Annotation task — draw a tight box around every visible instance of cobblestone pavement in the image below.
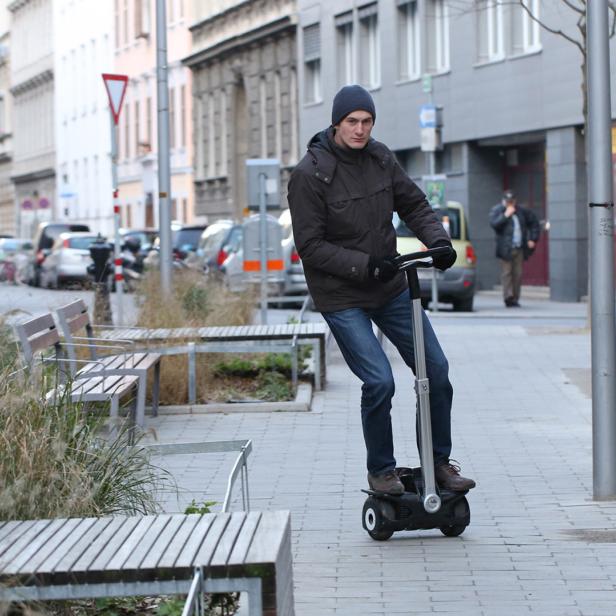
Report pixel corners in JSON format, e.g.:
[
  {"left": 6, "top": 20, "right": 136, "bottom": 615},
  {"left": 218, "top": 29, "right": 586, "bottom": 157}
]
[{"left": 142, "top": 300, "right": 616, "bottom": 615}]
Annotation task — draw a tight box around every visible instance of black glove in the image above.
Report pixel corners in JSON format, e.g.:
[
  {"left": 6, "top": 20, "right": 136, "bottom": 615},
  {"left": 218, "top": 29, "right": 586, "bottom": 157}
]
[
  {"left": 368, "top": 256, "right": 398, "bottom": 282},
  {"left": 430, "top": 241, "right": 457, "bottom": 271}
]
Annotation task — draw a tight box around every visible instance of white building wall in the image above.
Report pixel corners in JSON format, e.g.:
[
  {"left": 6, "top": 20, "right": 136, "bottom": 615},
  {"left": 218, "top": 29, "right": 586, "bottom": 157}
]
[{"left": 54, "top": 0, "right": 114, "bottom": 236}]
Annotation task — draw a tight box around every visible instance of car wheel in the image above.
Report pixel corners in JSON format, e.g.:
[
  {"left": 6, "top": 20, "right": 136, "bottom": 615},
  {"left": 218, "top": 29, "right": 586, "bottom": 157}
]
[{"left": 453, "top": 296, "right": 474, "bottom": 312}]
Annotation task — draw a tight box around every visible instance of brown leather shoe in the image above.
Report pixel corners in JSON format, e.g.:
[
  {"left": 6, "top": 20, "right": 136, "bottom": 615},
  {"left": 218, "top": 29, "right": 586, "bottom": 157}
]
[
  {"left": 367, "top": 470, "right": 404, "bottom": 495},
  {"left": 435, "top": 461, "right": 476, "bottom": 492}
]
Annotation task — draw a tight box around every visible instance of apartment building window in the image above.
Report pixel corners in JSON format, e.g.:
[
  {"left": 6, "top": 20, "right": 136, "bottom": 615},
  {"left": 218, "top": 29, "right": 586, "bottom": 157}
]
[
  {"left": 303, "top": 24, "right": 321, "bottom": 103},
  {"left": 124, "top": 104, "right": 130, "bottom": 159},
  {"left": 207, "top": 93, "right": 216, "bottom": 177},
  {"left": 274, "top": 71, "right": 282, "bottom": 162},
  {"left": 146, "top": 96, "right": 152, "bottom": 148},
  {"left": 134, "top": 0, "right": 150, "bottom": 38},
  {"left": 259, "top": 76, "right": 267, "bottom": 157},
  {"left": 477, "top": 0, "right": 504, "bottom": 63},
  {"left": 180, "top": 85, "right": 186, "bottom": 148},
  {"left": 398, "top": 0, "right": 420, "bottom": 81},
  {"left": 134, "top": 100, "right": 140, "bottom": 154},
  {"left": 512, "top": 0, "right": 541, "bottom": 55},
  {"left": 359, "top": 4, "right": 380, "bottom": 89},
  {"left": 335, "top": 12, "right": 354, "bottom": 87},
  {"left": 425, "top": 0, "right": 450, "bottom": 74},
  {"left": 196, "top": 96, "right": 205, "bottom": 178},
  {"left": 122, "top": 0, "right": 129, "bottom": 45},
  {"left": 169, "top": 88, "right": 176, "bottom": 149},
  {"left": 114, "top": 0, "right": 120, "bottom": 48},
  {"left": 220, "top": 89, "right": 228, "bottom": 176},
  {"left": 290, "top": 68, "right": 299, "bottom": 165}
]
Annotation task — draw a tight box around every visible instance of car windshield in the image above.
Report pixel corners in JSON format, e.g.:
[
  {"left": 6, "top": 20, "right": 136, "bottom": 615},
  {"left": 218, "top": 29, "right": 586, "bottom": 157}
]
[
  {"left": 42, "top": 224, "right": 90, "bottom": 249},
  {"left": 1, "top": 239, "right": 33, "bottom": 251},
  {"left": 173, "top": 228, "right": 203, "bottom": 251},
  {"left": 68, "top": 237, "right": 98, "bottom": 250},
  {"left": 124, "top": 231, "right": 156, "bottom": 247},
  {"left": 394, "top": 208, "right": 461, "bottom": 241}
]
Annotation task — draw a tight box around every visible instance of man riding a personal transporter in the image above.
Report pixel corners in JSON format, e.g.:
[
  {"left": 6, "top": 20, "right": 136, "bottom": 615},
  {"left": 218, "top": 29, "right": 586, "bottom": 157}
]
[{"left": 288, "top": 85, "right": 475, "bottom": 541}]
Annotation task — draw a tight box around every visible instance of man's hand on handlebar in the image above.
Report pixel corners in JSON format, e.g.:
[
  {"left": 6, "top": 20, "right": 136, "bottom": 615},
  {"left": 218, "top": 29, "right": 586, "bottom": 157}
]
[{"left": 430, "top": 241, "right": 457, "bottom": 271}]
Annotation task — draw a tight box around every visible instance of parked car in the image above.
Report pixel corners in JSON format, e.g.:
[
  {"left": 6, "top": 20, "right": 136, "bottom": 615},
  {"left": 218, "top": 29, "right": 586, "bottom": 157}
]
[
  {"left": 39, "top": 232, "right": 100, "bottom": 289},
  {"left": 30, "top": 222, "right": 90, "bottom": 286},
  {"left": 219, "top": 212, "right": 309, "bottom": 299},
  {"left": 173, "top": 224, "right": 207, "bottom": 261},
  {"left": 278, "top": 209, "right": 308, "bottom": 297},
  {"left": 120, "top": 228, "right": 158, "bottom": 257},
  {"left": 0, "top": 238, "right": 34, "bottom": 283},
  {"left": 196, "top": 220, "right": 242, "bottom": 275},
  {"left": 395, "top": 201, "right": 477, "bottom": 311}
]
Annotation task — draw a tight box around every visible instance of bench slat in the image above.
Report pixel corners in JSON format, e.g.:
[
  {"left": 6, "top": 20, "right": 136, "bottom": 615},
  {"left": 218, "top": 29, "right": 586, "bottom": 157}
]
[
  {"left": 156, "top": 514, "right": 202, "bottom": 570},
  {"left": 83, "top": 517, "right": 142, "bottom": 572},
  {"left": 139, "top": 515, "right": 187, "bottom": 570},
  {"left": 33, "top": 518, "right": 98, "bottom": 574},
  {"left": 191, "top": 513, "right": 231, "bottom": 567},
  {"left": 52, "top": 517, "right": 115, "bottom": 573},
  {"left": 19, "top": 313, "right": 56, "bottom": 338},
  {"left": 103, "top": 516, "right": 157, "bottom": 571},
  {"left": 172, "top": 514, "right": 216, "bottom": 569},
  {"left": 10, "top": 518, "right": 70, "bottom": 573},
  {"left": 0, "top": 520, "right": 54, "bottom": 569},
  {"left": 120, "top": 515, "right": 173, "bottom": 571},
  {"left": 59, "top": 299, "right": 89, "bottom": 320},
  {"left": 0, "top": 520, "right": 29, "bottom": 548},
  {"left": 210, "top": 512, "right": 247, "bottom": 567},
  {"left": 65, "top": 311, "right": 90, "bottom": 334},
  {"left": 227, "top": 511, "right": 262, "bottom": 565},
  {"left": 245, "top": 510, "right": 290, "bottom": 565}
]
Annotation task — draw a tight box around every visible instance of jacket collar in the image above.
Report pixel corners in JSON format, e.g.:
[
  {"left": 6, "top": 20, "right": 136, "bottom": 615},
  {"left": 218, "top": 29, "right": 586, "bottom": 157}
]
[{"left": 306, "top": 127, "right": 391, "bottom": 185}]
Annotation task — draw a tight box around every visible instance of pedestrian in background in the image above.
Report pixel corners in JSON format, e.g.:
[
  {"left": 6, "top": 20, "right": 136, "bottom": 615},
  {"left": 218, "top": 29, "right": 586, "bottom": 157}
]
[
  {"left": 288, "top": 84, "right": 475, "bottom": 495},
  {"left": 489, "top": 189, "right": 540, "bottom": 307}
]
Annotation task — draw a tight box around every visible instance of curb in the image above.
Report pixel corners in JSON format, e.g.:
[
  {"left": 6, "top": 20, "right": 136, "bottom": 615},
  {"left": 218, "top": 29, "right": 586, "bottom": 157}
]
[{"left": 154, "top": 382, "right": 313, "bottom": 415}]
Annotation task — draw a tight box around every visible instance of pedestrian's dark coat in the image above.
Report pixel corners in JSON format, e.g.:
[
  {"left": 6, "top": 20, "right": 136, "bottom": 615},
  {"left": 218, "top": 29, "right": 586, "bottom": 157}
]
[
  {"left": 489, "top": 203, "right": 541, "bottom": 261},
  {"left": 287, "top": 127, "right": 449, "bottom": 312}
]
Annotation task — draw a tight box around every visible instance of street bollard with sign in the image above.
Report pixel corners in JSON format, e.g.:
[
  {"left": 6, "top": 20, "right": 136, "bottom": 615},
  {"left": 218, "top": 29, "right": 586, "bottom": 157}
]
[
  {"left": 245, "top": 159, "right": 282, "bottom": 324},
  {"left": 102, "top": 73, "right": 128, "bottom": 325},
  {"left": 88, "top": 234, "right": 113, "bottom": 325}
]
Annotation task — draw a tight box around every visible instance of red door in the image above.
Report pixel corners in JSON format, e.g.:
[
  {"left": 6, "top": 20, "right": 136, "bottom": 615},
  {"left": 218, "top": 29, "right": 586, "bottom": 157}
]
[{"left": 504, "top": 146, "right": 548, "bottom": 286}]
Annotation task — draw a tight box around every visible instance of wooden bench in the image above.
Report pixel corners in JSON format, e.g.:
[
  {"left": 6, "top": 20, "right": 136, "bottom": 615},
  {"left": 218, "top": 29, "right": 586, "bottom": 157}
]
[
  {"left": 55, "top": 300, "right": 161, "bottom": 417},
  {"left": 101, "top": 321, "right": 329, "bottom": 391},
  {"left": 0, "top": 511, "right": 294, "bottom": 616},
  {"left": 13, "top": 313, "right": 148, "bottom": 431}
]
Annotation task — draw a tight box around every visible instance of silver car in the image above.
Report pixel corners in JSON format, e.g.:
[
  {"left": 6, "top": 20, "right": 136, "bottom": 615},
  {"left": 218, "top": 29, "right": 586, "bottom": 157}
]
[{"left": 39, "top": 232, "right": 100, "bottom": 288}]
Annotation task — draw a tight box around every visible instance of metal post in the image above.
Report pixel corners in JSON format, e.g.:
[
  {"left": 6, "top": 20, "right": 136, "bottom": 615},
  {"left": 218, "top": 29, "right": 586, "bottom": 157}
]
[
  {"left": 258, "top": 173, "right": 268, "bottom": 325},
  {"left": 587, "top": 1, "right": 616, "bottom": 500},
  {"left": 156, "top": 0, "right": 172, "bottom": 295},
  {"left": 428, "top": 152, "right": 439, "bottom": 313},
  {"left": 109, "top": 112, "right": 124, "bottom": 325}
]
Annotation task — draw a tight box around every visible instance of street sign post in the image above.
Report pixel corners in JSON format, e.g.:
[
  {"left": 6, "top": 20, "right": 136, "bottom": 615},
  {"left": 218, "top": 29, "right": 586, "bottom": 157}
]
[
  {"left": 102, "top": 73, "right": 128, "bottom": 325},
  {"left": 246, "top": 159, "right": 281, "bottom": 324}
]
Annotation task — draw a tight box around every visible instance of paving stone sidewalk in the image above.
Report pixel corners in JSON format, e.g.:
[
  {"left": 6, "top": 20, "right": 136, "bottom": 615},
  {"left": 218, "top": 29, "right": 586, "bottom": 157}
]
[{"left": 144, "top": 311, "right": 616, "bottom": 616}]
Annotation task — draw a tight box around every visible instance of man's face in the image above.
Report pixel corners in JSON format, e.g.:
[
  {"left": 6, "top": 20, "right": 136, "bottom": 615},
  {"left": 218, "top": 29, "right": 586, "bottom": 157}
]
[
  {"left": 504, "top": 197, "right": 516, "bottom": 208},
  {"left": 334, "top": 110, "right": 374, "bottom": 150}
]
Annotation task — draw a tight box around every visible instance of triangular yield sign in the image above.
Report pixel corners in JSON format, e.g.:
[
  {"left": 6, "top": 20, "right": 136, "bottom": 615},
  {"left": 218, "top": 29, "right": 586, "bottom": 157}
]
[{"left": 102, "top": 73, "right": 128, "bottom": 125}]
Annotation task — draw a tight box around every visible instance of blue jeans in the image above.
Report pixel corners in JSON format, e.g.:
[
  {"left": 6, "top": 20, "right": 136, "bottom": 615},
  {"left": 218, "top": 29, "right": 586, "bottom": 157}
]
[{"left": 322, "top": 290, "right": 453, "bottom": 475}]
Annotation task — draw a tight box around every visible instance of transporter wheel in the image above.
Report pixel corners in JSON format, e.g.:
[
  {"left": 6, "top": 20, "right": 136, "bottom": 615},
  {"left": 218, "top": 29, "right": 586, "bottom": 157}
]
[
  {"left": 440, "top": 496, "right": 470, "bottom": 537},
  {"left": 362, "top": 497, "right": 395, "bottom": 541}
]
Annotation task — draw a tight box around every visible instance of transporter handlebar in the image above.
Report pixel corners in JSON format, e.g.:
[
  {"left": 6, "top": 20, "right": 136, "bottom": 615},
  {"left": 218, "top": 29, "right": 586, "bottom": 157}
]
[{"left": 393, "top": 246, "right": 454, "bottom": 271}]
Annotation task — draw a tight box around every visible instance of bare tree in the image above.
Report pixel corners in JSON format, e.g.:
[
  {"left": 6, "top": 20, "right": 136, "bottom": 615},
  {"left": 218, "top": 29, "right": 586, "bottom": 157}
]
[
  {"left": 516, "top": 0, "right": 616, "bottom": 121},
  {"left": 449, "top": 1, "right": 616, "bottom": 123}
]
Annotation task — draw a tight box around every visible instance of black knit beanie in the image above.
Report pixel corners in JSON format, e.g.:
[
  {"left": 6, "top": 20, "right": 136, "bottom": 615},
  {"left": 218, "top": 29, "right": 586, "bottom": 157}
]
[{"left": 331, "top": 85, "right": 376, "bottom": 127}]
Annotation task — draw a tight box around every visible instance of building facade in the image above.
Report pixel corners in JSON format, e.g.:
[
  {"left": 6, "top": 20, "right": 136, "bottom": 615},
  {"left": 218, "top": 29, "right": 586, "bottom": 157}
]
[
  {"left": 297, "top": 0, "right": 616, "bottom": 301},
  {"left": 54, "top": 0, "right": 115, "bottom": 237},
  {"left": 115, "top": 0, "right": 196, "bottom": 230},
  {"left": 9, "top": 0, "right": 56, "bottom": 239},
  {"left": 0, "top": 4, "right": 14, "bottom": 236},
  {"left": 185, "top": 0, "right": 299, "bottom": 221}
]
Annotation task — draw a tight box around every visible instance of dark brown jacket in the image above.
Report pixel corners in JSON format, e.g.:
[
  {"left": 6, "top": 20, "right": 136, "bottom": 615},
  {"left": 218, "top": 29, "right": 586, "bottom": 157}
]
[{"left": 288, "top": 128, "right": 449, "bottom": 312}]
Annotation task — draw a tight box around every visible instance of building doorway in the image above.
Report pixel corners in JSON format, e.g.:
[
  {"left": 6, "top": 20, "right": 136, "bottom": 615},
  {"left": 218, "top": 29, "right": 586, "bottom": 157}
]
[{"left": 503, "top": 143, "right": 548, "bottom": 286}]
